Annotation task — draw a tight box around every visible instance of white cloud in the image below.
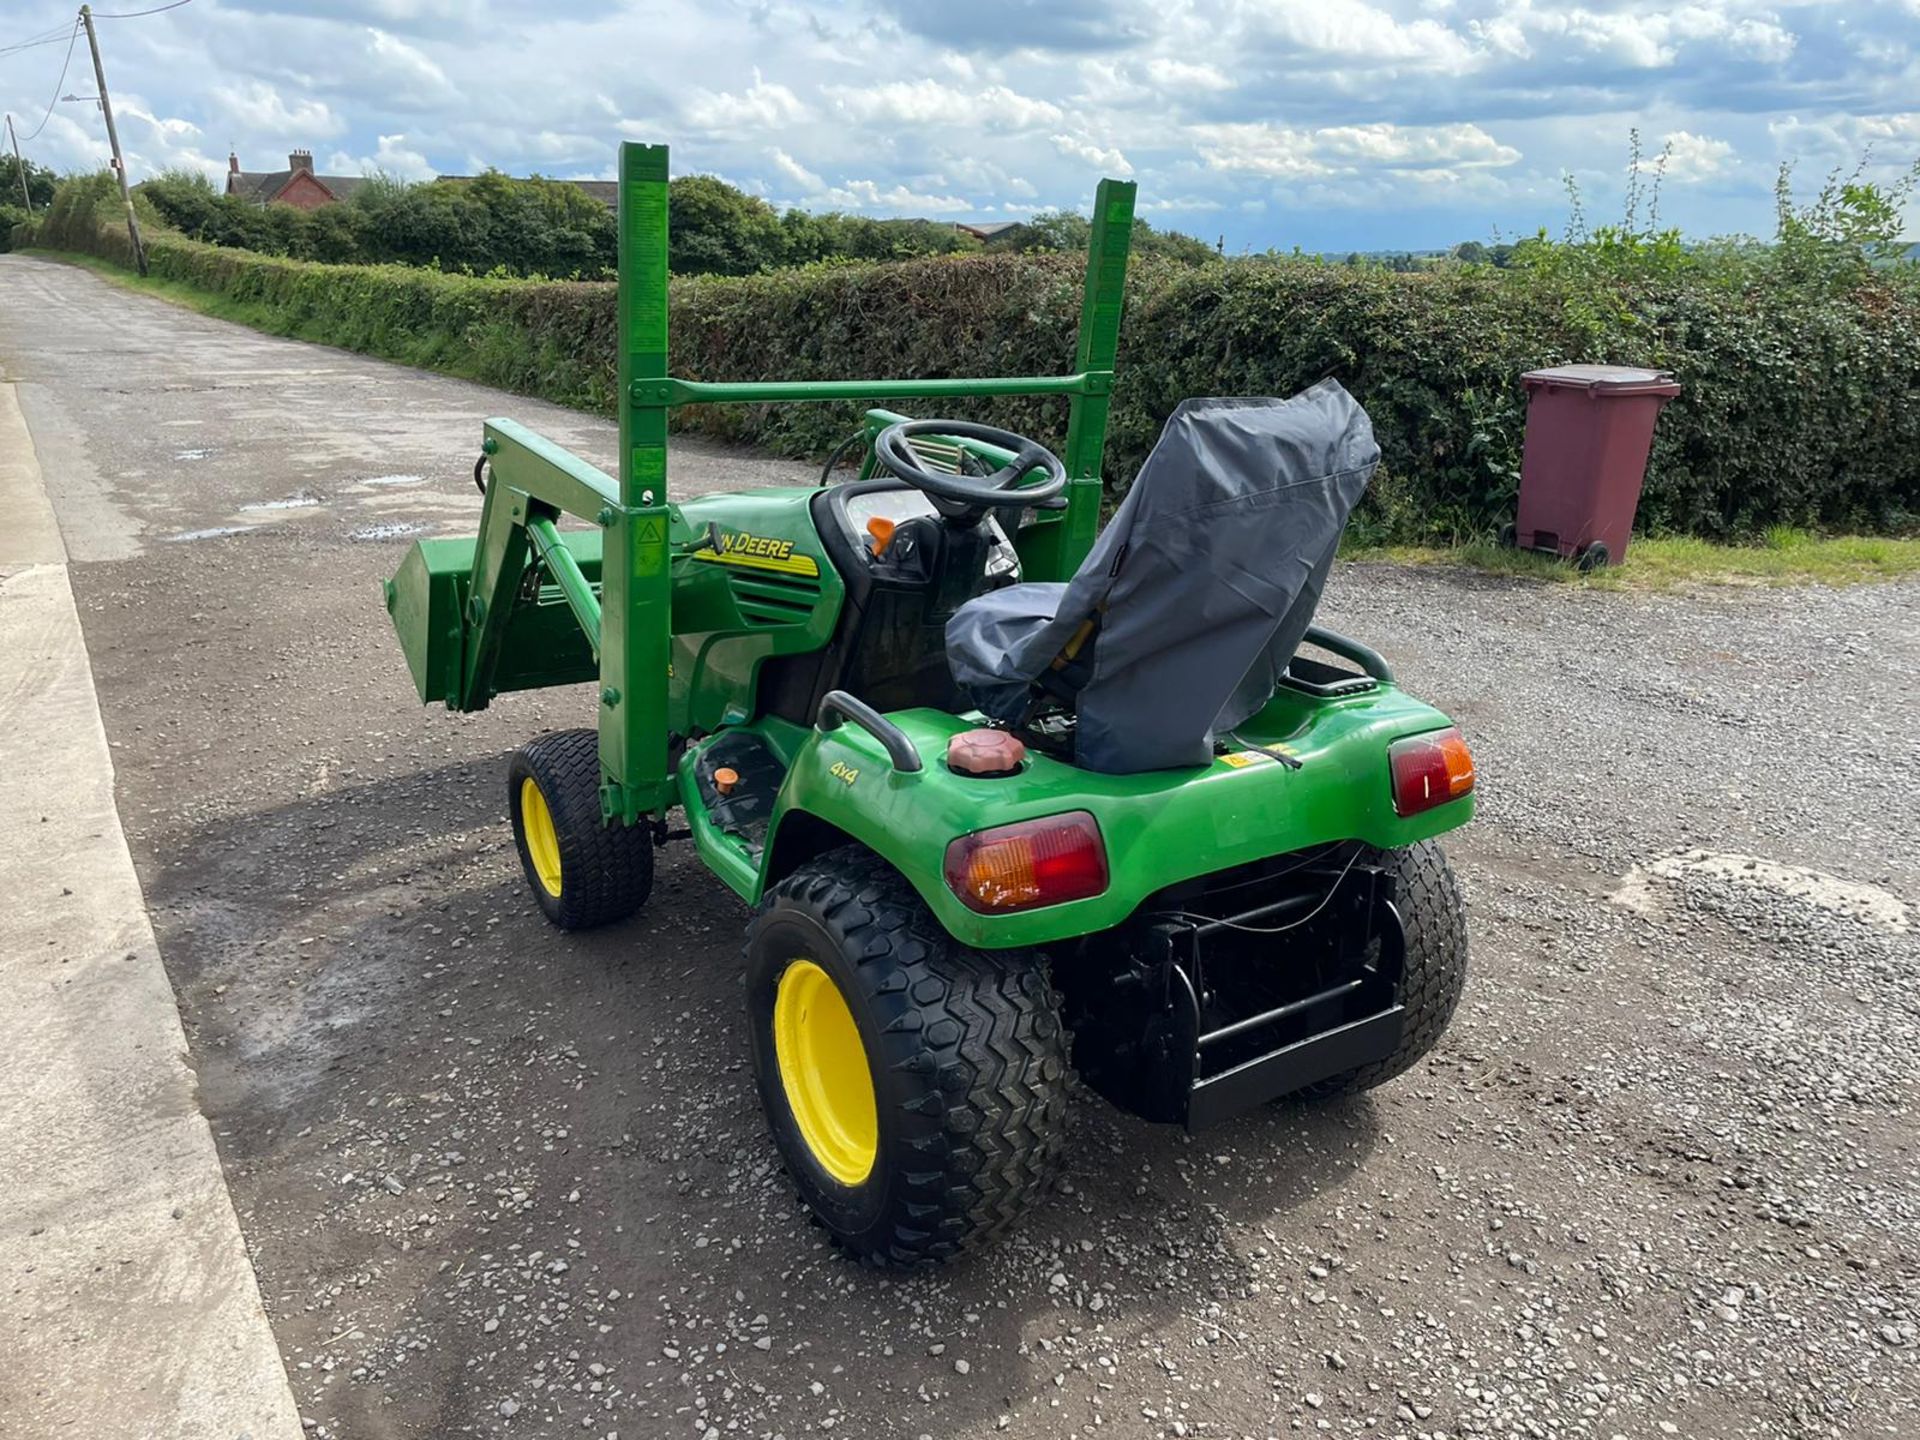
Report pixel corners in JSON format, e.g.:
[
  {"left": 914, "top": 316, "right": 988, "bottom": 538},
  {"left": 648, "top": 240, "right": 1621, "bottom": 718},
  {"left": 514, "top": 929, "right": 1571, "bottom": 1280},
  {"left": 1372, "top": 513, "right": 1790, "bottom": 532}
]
[
  {"left": 1316, "top": 122, "right": 1520, "bottom": 169},
  {"left": 1144, "top": 58, "right": 1234, "bottom": 92},
  {"left": 1242, "top": 0, "right": 1478, "bottom": 72},
  {"left": 685, "top": 72, "right": 810, "bottom": 131},
  {"left": 362, "top": 28, "right": 456, "bottom": 101},
  {"left": 211, "top": 82, "right": 345, "bottom": 140},
  {"left": 1195, "top": 121, "right": 1519, "bottom": 178},
  {"left": 770, "top": 147, "right": 824, "bottom": 191},
  {"left": 1051, "top": 134, "right": 1133, "bottom": 176},
  {"left": 815, "top": 178, "right": 974, "bottom": 214},
  {"left": 827, "top": 81, "right": 1063, "bottom": 131},
  {"left": 324, "top": 133, "right": 435, "bottom": 181},
  {"left": 1661, "top": 130, "right": 1735, "bottom": 182},
  {"left": 1472, "top": 3, "right": 1795, "bottom": 70}
]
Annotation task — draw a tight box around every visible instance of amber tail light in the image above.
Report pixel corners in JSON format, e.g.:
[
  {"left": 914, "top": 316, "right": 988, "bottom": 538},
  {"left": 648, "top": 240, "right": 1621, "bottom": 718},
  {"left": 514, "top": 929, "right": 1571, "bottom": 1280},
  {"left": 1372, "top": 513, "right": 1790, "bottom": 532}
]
[{"left": 943, "top": 812, "right": 1108, "bottom": 914}]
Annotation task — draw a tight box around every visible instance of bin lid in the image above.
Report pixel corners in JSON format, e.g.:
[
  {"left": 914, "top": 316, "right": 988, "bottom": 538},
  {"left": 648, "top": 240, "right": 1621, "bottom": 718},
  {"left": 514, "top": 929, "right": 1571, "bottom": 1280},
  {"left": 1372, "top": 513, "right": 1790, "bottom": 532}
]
[{"left": 1523, "top": 364, "right": 1680, "bottom": 397}]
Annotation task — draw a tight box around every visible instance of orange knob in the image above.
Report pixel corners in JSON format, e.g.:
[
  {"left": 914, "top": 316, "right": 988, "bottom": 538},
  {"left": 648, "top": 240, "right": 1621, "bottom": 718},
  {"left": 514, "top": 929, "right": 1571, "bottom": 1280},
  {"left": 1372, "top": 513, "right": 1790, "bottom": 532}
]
[
  {"left": 866, "top": 516, "right": 897, "bottom": 556},
  {"left": 714, "top": 766, "right": 739, "bottom": 797}
]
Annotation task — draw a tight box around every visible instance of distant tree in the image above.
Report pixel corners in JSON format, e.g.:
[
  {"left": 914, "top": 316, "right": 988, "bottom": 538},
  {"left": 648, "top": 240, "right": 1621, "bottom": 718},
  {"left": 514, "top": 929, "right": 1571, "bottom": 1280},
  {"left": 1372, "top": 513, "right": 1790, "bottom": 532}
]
[
  {"left": 669, "top": 174, "right": 785, "bottom": 276},
  {"left": 983, "top": 208, "right": 1213, "bottom": 263},
  {"left": 0, "top": 152, "right": 58, "bottom": 210},
  {"left": 778, "top": 207, "right": 975, "bottom": 266},
  {"left": 1452, "top": 240, "right": 1488, "bottom": 265}
]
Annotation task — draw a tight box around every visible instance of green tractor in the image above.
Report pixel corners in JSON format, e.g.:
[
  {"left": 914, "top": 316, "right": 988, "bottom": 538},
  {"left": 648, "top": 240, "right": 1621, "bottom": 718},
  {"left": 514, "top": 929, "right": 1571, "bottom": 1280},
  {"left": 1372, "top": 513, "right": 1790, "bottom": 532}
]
[{"left": 384, "top": 143, "right": 1476, "bottom": 1266}]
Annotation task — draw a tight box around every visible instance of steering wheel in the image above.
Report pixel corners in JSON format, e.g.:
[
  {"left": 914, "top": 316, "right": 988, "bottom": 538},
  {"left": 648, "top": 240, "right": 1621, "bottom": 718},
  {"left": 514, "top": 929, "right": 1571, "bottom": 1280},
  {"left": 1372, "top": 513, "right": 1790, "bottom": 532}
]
[{"left": 872, "top": 419, "right": 1068, "bottom": 523}]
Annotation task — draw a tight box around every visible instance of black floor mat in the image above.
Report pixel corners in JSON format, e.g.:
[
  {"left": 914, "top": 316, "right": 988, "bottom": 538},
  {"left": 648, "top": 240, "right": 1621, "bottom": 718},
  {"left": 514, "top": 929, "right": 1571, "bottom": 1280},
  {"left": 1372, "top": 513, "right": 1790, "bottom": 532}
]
[{"left": 691, "top": 732, "right": 787, "bottom": 857}]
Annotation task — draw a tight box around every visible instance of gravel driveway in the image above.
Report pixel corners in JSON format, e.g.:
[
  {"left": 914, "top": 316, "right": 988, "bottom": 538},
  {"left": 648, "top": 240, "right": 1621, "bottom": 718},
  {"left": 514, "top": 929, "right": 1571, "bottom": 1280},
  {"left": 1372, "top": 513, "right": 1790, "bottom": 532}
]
[{"left": 4, "top": 253, "right": 1915, "bottom": 1440}]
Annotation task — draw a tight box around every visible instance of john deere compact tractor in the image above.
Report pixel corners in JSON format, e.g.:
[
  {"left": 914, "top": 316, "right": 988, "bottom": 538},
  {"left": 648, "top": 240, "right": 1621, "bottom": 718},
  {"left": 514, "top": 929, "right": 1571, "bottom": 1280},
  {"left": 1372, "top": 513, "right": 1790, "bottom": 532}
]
[{"left": 385, "top": 143, "right": 1476, "bottom": 1266}]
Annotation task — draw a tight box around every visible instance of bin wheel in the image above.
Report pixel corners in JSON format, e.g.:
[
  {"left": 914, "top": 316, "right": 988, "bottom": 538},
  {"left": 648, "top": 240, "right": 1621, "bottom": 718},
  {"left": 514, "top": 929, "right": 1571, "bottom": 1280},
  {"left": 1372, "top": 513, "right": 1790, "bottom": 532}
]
[
  {"left": 507, "top": 729, "right": 653, "bottom": 930},
  {"left": 1576, "top": 542, "right": 1610, "bottom": 572},
  {"left": 745, "top": 847, "right": 1069, "bottom": 1267},
  {"left": 1497, "top": 523, "right": 1516, "bottom": 550},
  {"left": 1295, "top": 840, "right": 1468, "bottom": 1100}
]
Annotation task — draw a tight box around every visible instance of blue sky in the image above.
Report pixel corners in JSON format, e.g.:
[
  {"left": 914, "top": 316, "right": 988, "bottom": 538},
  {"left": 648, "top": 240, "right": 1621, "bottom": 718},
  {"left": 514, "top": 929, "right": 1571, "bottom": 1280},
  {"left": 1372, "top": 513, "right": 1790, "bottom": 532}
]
[{"left": 3, "top": 0, "right": 1916, "bottom": 252}]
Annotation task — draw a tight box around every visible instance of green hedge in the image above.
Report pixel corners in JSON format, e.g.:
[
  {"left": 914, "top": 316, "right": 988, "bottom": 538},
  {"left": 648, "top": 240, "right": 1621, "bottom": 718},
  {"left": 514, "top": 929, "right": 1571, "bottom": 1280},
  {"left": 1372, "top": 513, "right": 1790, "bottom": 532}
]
[{"left": 20, "top": 189, "right": 1920, "bottom": 540}]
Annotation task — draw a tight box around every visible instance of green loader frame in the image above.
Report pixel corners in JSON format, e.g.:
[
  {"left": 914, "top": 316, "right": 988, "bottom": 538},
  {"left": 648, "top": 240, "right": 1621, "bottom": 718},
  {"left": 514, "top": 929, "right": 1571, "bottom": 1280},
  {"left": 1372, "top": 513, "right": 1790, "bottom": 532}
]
[{"left": 387, "top": 140, "right": 1136, "bottom": 828}]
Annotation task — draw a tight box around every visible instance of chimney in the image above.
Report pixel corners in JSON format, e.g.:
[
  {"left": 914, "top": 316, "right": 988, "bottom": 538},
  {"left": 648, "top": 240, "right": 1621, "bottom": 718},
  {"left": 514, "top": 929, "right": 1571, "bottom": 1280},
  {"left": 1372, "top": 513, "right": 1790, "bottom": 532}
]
[
  {"left": 228, "top": 151, "right": 240, "bottom": 175},
  {"left": 289, "top": 149, "right": 313, "bottom": 173}
]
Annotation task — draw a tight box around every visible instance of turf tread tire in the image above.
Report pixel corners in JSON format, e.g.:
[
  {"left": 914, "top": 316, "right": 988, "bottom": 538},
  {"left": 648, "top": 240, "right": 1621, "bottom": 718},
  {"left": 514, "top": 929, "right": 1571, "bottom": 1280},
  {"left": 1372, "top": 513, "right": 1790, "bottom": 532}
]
[
  {"left": 1299, "top": 839, "right": 1467, "bottom": 1099},
  {"left": 746, "top": 848, "right": 1068, "bottom": 1268},
  {"left": 507, "top": 728, "right": 653, "bottom": 931}
]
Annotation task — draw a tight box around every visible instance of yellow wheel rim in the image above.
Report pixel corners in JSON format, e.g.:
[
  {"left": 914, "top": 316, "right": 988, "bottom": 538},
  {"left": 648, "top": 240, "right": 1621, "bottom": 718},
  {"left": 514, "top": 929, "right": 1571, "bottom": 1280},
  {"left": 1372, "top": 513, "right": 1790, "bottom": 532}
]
[
  {"left": 773, "top": 959, "right": 878, "bottom": 1186},
  {"left": 519, "top": 777, "right": 563, "bottom": 898}
]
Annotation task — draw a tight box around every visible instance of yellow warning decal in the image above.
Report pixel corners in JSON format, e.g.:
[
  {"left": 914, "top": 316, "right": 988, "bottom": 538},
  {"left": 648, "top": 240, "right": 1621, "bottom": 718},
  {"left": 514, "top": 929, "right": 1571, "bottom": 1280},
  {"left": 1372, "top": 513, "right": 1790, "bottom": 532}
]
[
  {"left": 692, "top": 531, "right": 820, "bottom": 578},
  {"left": 1220, "top": 746, "right": 1298, "bottom": 769}
]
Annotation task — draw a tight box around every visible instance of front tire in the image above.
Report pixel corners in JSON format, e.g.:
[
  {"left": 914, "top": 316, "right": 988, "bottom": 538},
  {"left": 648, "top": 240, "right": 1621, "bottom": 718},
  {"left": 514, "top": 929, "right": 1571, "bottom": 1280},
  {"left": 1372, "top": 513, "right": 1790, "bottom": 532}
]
[
  {"left": 745, "top": 848, "right": 1069, "bottom": 1266},
  {"left": 1299, "top": 839, "right": 1468, "bottom": 1099},
  {"left": 507, "top": 729, "right": 653, "bottom": 931}
]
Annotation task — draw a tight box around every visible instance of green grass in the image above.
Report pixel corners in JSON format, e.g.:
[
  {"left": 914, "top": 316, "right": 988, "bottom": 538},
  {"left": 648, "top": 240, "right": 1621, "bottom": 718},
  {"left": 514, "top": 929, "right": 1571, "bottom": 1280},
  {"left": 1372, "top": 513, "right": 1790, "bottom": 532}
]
[
  {"left": 29, "top": 248, "right": 287, "bottom": 329},
  {"left": 1348, "top": 529, "right": 1920, "bottom": 589}
]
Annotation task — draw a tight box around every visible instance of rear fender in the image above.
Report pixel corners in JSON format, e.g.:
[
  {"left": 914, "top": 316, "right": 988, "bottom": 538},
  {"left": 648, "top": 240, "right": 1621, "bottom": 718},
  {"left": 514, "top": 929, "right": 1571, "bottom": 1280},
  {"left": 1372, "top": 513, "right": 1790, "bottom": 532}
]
[{"left": 762, "top": 690, "right": 1474, "bottom": 950}]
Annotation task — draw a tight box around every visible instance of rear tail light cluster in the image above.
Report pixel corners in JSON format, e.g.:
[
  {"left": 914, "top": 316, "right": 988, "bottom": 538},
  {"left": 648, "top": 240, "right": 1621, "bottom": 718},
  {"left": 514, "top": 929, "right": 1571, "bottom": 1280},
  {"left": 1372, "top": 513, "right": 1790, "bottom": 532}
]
[
  {"left": 1389, "top": 727, "right": 1475, "bottom": 817},
  {"left": 944, "top": 811, "right": 1108, "bottom": 913}
]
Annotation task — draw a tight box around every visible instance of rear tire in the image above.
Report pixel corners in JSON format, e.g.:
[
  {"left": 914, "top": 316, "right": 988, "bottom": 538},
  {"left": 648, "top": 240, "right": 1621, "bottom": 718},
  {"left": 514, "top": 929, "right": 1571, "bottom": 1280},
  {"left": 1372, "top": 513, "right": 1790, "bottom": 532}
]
[
  {"left": 745, "top": 848, "right": 1069, "bottom": 1267},
  {"left": 507, "top": 729, "right": 653, "bottom": 930},
  {"left": 1298, "top": 839, "right": 1467, "bottom": 1099}
]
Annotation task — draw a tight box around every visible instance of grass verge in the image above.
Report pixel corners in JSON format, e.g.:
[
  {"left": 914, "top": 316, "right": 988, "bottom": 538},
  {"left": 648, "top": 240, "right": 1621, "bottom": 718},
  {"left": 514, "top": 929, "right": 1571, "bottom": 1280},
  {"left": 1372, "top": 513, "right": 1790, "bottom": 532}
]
[{"left": 1348, "top": 531, "right": 1920, "bottom": 590}]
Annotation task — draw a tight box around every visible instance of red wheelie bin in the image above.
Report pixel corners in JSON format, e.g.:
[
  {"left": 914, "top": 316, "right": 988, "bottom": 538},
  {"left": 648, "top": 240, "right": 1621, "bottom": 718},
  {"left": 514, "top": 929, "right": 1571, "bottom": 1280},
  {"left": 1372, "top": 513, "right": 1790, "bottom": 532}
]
[{"left": 1507, "top": 364, "right": 1680, "bottom": 569}]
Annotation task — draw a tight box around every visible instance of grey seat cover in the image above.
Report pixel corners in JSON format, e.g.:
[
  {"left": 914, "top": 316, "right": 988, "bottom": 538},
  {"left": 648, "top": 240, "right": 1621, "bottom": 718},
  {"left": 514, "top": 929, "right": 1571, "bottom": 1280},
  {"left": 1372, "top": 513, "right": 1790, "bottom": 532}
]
[{"left": 945, "top": 382, "right": 1379, "bottom": 773}]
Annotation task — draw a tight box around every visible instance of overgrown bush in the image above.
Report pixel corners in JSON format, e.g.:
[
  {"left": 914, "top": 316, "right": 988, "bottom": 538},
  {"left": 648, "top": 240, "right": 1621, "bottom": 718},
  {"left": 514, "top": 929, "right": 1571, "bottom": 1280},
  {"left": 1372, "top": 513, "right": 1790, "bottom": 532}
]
[{"left": 21, "top": 172, "right": 1920, "bottom": 541}]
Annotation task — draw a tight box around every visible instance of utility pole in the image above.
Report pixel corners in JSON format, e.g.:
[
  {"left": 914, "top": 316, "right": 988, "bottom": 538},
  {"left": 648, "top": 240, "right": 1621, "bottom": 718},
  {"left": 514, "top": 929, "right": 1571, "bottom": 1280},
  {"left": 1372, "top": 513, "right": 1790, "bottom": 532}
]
[
  {"left": 6, "top": 114, "right": 32, "bottom": 213},
  {"left": 78, "top": 5, "right": 146, "bottom": 275}
]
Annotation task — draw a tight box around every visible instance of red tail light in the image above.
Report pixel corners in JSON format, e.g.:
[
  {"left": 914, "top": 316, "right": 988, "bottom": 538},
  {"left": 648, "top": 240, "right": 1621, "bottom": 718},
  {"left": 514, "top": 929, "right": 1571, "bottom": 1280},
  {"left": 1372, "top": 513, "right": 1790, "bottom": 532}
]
[
  {"left": 944, "top": 812, "right": 1108, "bottom": 913},
  {"left": 1389, "top": 727, "right": 1475, "bottom": 817}
]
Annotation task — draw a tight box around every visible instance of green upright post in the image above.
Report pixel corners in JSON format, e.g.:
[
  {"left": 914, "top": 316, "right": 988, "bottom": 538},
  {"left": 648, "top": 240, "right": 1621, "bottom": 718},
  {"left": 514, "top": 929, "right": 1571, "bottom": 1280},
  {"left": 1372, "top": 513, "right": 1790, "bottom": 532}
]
[
  {"left": 1026, "top": 176, "right": 1134, "bottom": 579},
  {"left": 598, "top": 142, "right": 675, "bottom": 823}
]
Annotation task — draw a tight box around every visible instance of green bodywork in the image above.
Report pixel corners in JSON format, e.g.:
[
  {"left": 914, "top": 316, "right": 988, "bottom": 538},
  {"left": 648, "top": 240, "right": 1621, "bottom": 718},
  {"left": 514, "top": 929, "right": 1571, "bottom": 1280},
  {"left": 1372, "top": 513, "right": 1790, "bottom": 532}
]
[{"left": 384, "top": 139, "right": 1473, "bottom": 951}]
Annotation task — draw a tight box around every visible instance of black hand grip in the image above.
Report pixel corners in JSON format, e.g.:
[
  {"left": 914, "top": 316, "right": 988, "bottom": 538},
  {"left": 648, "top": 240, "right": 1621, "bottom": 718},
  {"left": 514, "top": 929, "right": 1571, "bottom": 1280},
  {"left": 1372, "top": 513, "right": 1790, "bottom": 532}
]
[
  {"left": 815, "top": 690, "right": 923, "bottom": 774},
  {"left": 1303, "top": 626, "right": 1395, "bottom": 684}
]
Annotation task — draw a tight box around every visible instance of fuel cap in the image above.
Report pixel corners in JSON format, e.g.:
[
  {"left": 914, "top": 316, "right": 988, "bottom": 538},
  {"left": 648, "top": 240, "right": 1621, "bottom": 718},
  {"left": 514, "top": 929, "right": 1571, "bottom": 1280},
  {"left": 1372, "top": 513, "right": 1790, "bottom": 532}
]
[{"left": 946, "top": 729, "right": 1026, "bottom": 777}]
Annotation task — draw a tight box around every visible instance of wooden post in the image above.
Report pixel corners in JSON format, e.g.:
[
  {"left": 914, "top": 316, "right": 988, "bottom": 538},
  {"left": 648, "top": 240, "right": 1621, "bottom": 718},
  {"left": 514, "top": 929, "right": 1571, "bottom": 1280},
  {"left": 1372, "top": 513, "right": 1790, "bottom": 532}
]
[{"left": 78, "top": 6, "right": 146, "bottom": 275}]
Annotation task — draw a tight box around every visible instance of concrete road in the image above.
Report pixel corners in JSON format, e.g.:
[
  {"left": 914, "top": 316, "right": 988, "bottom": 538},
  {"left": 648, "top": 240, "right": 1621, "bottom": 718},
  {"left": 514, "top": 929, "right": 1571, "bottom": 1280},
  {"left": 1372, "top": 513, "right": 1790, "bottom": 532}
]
[{"left": 2, "top": 253, "right": 1915, "bottom": 1440}]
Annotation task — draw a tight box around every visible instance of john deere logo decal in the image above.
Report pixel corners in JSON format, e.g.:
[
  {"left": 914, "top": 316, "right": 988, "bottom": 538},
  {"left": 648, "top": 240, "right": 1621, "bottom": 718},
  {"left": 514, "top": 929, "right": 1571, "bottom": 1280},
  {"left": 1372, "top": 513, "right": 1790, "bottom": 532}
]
[{"left": 694, "top": 530, "right": 821, "bottom": 579}]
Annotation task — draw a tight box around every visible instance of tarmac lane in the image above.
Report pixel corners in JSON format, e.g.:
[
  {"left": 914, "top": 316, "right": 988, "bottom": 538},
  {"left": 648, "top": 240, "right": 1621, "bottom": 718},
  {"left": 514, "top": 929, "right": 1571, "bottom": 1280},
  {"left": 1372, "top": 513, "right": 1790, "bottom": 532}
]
[{"left": 1, "top": 252, "right": 1915, "bottom": 1440}]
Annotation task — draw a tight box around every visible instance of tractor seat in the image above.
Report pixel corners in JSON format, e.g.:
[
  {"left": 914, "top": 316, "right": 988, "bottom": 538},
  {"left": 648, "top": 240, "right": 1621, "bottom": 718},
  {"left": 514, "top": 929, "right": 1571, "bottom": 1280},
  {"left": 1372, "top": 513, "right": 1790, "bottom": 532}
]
[{"left": 944, "top": 382, "right": 1380, "bottom": 774}]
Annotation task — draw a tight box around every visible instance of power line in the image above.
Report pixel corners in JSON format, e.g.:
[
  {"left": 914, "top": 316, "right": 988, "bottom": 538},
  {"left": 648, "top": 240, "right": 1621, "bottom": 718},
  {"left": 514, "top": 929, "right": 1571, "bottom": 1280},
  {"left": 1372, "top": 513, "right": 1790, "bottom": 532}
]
[
  {"left": 0, "top": 23, "right": 83, "bottom": 56},
  {"left": 92, "top": 0, "right": 193, "bottom": 16},
  {"left": 17, "top": 18, "right": 80, "bottom": 144}
]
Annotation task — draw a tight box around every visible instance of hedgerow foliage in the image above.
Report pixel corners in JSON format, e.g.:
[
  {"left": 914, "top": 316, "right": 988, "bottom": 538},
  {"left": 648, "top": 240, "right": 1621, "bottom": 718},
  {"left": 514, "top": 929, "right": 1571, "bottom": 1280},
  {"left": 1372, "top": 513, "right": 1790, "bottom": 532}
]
[{"left": 21, "top": 170, "right": 1920, "bottom": 540}]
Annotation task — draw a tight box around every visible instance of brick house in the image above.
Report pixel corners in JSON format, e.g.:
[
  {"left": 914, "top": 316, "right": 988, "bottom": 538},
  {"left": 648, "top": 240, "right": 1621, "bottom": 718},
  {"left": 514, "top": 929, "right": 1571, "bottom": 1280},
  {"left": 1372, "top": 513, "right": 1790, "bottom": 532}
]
[{"left": 225, "top": 150, "right": 365, "bottom": 209}]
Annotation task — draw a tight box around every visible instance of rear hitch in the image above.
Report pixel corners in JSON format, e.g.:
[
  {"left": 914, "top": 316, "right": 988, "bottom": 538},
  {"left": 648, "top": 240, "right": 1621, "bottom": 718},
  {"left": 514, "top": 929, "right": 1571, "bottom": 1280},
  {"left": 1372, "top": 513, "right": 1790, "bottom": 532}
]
[{"left": 1065, "top": 847, "right": 1408, "bottom": 1130}]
